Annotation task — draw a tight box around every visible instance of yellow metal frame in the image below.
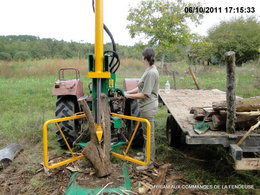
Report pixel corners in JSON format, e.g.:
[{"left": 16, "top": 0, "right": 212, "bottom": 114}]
[
  {"left": 42, "top": 115, "right": 85, "bottom": 169},
  {"left": 88, "top": 72, "right": 110, "bottom": 79},
  {"left": 43, "top": 113, "right": 151, "bottom": 169},
  {"left": 111, "top": 113, "right": 151, "bottom": 166}
]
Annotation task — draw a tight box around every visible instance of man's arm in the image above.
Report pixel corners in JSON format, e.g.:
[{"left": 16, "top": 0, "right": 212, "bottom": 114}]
[
  {"left": 127, "top": 87, "right": 138, "bottom": 94},
  {"left": 127, "top": 92, "right": 147, "bottom": 99}
]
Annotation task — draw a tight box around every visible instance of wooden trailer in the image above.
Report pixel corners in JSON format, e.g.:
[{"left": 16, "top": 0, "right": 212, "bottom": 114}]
[{"left": 159, "top": 89, "right": 260, "bottom": 170}]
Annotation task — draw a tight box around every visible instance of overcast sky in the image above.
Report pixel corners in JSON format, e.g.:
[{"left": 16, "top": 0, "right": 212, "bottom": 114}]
[{"left": 0, "top": 0, "right": 259, "bottom": 46}]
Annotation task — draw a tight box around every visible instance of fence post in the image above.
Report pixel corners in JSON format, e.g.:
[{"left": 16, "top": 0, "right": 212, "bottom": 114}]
[
  {"left": 225, "top": 51, "right": 236, "bottom": 133},
  {"left": 172, "top": 71, "right": 177, "bottom": 89}
]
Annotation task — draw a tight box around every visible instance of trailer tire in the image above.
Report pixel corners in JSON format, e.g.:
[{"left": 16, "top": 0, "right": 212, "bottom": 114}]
[
  {"left": 166, "top": 115, "right": 182, "bottom": 147},
  {"left": 55, "top": 95, "right": 80, "bottom": 149}
]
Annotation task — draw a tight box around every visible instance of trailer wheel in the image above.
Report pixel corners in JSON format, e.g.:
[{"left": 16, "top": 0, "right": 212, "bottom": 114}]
[
  {"left": 166, "top": 115, "right": 182, "bottom": 147},
  {"left": 55, "top": 95, "right": 80, "bottom": 149}
]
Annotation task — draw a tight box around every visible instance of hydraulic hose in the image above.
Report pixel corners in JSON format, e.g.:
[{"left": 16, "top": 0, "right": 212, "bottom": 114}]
[{"left": 92, "top": 0, "right": 120, "bottom": 73}]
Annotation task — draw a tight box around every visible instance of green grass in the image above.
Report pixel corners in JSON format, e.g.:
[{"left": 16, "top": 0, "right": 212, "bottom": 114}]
[{"left": 0, "top": 58, "right": 259, "bottom": 194}]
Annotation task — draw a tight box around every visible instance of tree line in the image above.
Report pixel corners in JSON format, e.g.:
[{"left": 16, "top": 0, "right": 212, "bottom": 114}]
[
  {"left": 0, "top": 35, "right": 149, "bottom": 61},
  {"left": 0, "top": 35, "right": 179, "bottom": 62}
]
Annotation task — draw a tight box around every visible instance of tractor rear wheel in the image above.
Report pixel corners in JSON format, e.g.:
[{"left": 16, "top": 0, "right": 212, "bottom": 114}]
[{"left": 55, "top": 95, "right": 80, "bottom": 149}]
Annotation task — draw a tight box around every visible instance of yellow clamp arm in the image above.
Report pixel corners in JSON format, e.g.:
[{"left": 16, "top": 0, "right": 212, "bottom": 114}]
[
  {"left": 42, "top": 115, "right": 86, "bottom": 169},
  {"left": 111, "top": 113, "right": 151, "bottom": 166}
]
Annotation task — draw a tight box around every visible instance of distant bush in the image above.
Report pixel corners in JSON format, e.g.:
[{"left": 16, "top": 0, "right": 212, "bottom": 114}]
[
  {"left": 0, "top": 52, "right": 12, "bottom": 61},
  {"left": 207, "top": 17, "right": 260, "bottom": 65},
  {"left": 14, "top": 51, "right": 31, "bottom": 61}
]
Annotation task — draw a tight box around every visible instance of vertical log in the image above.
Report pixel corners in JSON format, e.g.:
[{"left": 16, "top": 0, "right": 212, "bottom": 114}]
[
  {"left": 172, "top": 71, "right": 177, "bottom": 89},
  {"left": 78, "top": 95, "right": 112, "bottom": 177},
  {"left": 225, "top": 51, "right": 236, "bottom": 133},
  {"left": 188, "top": 67, "right": 200, "bottom": 90}
]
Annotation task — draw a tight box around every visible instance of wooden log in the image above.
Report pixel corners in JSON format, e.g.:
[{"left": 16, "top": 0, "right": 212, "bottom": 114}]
[
  {"left": 208, "top": 122, "right": 218, "bottom": 131},
  {"left": 151, "top": 164, "right": 170, "bottom": 195},
  {"left": 225, "top": 51, "right": 236, "bottom": 133},
  {"left": 235, "top": 115, "right": 259, "bottom": 130},
  {"left": 78, "top": 94, "right": 112, "bottom": 177},
  {"left": 188, "top": 67, "right": 200, "bottom": 90},
  {"left": 219, "top": 110, "right": 227, "bottom": 116},
  {"left": 220, "top": 110, "right": 260, "bottom": 116},
  {"left": 78, "top": 97, "right": 96, "bottom": 141},
  {"left": 193, "top": 108, "right": 205, "bottom": 120},
  {"left": 211, "top": 113, "right": 259, "bottom": 130},
  {"left": 203, "top": 117, "right": 212, "bottom": 122},
  {"left": 212, "top": 114, "right": 225, "bottom": 129},
  {"left": 203, "top": 108, "right": 215, "bottom": 122},
  {"left": 190, "top": 106, "right": 211, "bottom": 114},
  {"left": 203, "top": 108, "right": 215, "bottom": 117},
  {"left": 236, "top": 111, "right": 260, "bottom": 116},
  {"left": 212, "top": 97, "right": 260, "bottom": 112}
]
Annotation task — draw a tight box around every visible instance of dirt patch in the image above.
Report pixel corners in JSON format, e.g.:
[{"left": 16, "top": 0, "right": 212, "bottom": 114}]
[
  {"left": 74, "top": 164, "right": 125, "bottom": 189},
  {"left": 0, "top": 151, "right": 211, "bottom": 195},
  {"left": 0, "top": 166, "right": 32, "bottom": 194},
  {"left": 0, "top": 151, "right": 72, "bottom": 195}
]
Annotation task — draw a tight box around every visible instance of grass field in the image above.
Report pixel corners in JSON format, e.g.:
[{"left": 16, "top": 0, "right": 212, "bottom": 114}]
[{"left": 0, "top": 58, "right": 259, "bottom": 194}]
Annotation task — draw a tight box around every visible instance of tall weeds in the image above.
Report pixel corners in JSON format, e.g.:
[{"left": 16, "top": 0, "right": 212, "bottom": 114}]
[{"left": 0, "top": 59, "right": 88, "bottom": 78}]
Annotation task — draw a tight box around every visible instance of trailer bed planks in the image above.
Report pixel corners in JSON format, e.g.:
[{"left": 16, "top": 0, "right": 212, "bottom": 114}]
[
  {"left": 158, "top": 90, "right": 260, "bottom": 147},
  {"left": 159, "top": 89, "right": 260, "bottom": 170}
]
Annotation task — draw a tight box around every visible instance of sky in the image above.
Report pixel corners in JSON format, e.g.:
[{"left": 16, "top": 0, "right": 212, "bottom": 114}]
[{"left": 0, "top": 0, "right": 259, "bottom": 46}]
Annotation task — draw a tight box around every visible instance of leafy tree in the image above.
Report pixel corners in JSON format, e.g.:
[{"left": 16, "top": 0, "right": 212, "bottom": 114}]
[
  {"left": 127, "top": 0, "right": 203, "bottom": 64},
  {"left": 189, "top": 38, "right": 218, "bottom": 65},
  {"left": 207, "top": 17, "right": 260, "bottom": 65}
]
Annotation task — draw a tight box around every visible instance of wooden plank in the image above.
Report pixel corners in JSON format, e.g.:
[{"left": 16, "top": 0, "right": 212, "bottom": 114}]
[{"left": 235, "top": 158, "right": 260, "bottom": 170}]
